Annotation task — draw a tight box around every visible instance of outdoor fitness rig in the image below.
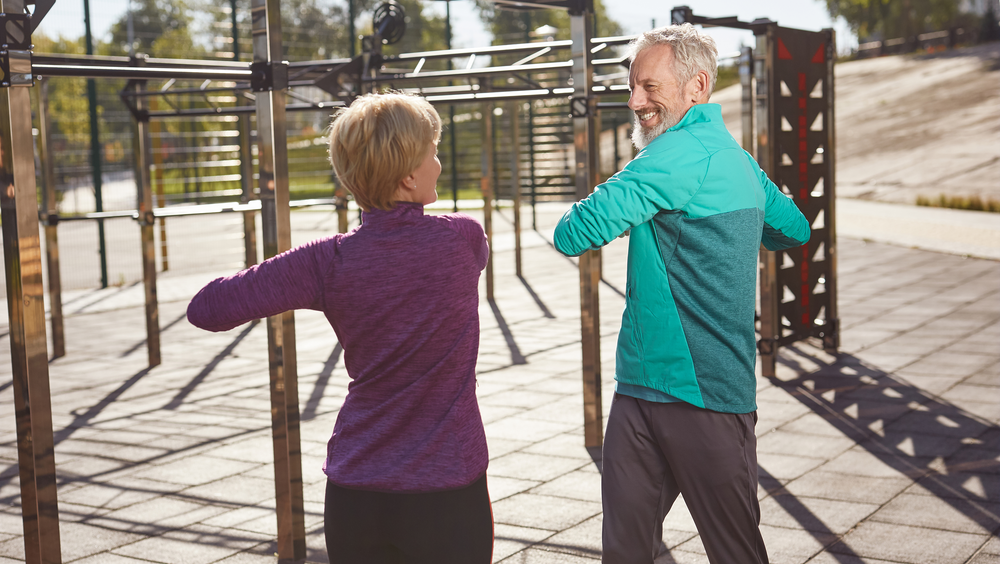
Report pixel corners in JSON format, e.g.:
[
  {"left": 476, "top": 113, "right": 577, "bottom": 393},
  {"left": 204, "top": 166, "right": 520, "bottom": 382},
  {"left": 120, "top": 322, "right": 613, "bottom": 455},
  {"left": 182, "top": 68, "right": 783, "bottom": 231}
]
[
  {"left": 670, "top": 6, "right": 841, "bottom": 373},
  {"left": 2, "top": 0, "right": 839, "bottom": 561}
]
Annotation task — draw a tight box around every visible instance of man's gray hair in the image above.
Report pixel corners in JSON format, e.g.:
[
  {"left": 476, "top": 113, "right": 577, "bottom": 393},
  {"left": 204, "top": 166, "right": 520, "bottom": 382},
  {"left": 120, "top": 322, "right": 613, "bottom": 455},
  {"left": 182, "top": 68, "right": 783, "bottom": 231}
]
[{"left": 627, "top": 23, "right": 719, "bottom": 96}]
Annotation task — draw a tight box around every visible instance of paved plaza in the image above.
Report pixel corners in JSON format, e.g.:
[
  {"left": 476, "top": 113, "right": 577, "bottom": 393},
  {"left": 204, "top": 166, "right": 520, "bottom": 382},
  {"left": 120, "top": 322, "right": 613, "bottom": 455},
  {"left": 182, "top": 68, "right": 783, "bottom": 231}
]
[{"left": 1, "top": 201, "right": 998, "bottom": 564}]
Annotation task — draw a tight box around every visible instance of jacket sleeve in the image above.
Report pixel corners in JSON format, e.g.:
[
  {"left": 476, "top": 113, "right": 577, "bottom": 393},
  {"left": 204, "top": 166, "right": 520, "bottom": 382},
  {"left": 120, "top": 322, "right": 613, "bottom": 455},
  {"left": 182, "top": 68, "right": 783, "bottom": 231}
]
[
  {"left": 439, "top": 213, "right": 490, "bottom": 272},
  {"left": 553, "top": 134, "right": 709, "bottom": 257},
  {"left": 745, "top": 151, "right": 811, "bottom": 251},
  {"left": 186, "top": 236, "right": 335, "bottom": 332}
]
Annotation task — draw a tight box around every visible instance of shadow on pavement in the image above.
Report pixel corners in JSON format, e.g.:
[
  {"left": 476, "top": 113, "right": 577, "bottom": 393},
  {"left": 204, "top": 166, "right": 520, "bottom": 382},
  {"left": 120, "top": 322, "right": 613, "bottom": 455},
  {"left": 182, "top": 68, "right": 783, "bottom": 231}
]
[
  {"left": 776, "top": 346, "right": 1000, "bottom": 534},
  {"left": 163, "top": 320, "right": 259, "bottom": 410},
  {"left": 120, "top": 309, "right": 190, "bottom": 358},
  {"left": 302, "top": 342, "right": 343, "bottom": 421},
  {"left": 489, "top": 299, "right": 527, "bottom": 366}
]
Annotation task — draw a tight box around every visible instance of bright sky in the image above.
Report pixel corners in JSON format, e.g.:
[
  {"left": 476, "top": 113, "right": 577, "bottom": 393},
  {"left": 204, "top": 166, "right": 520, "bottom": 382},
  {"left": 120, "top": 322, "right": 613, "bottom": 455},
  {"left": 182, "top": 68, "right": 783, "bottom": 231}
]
[
  {"left": 427, "top": 0, "right": 857, "bottom": 56},
  {"left": 35, "top": 0, "right": 856, "bottom": 57}
]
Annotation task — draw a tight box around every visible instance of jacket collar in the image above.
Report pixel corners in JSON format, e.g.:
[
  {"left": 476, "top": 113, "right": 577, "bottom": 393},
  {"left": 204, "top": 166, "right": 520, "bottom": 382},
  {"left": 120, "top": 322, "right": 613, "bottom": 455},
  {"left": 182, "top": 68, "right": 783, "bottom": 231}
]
[
  {"left": 361, "top": 201, "right": 424, "bottom": 224},
  {"left": 666, "top": 103, "right": 722, "bottom": 133}
]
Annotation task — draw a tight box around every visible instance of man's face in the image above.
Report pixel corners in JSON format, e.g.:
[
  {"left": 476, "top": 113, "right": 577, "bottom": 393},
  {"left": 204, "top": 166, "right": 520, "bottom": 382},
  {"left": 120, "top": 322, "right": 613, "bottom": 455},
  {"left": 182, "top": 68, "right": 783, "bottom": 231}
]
[{"left": 627, "top": 44, "right": 692, "bottom": 150}]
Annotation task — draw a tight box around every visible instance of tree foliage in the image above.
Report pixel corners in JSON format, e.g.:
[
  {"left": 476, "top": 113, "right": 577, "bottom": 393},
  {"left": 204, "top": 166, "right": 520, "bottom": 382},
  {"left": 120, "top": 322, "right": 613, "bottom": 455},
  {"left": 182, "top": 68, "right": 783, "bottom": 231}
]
[
  {"left": 107, "top": 0, "right": 197, "bottom": 57},
  {"left": 819, "top": 0, "right": 963, "bottom": 41},
  {"left": 472, "top": 0, "right": 623, "bottom": 44}
]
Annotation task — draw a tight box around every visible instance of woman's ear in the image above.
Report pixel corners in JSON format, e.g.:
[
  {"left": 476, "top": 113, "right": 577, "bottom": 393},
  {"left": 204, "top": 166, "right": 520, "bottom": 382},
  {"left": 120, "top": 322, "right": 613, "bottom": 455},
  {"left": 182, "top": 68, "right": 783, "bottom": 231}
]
[{"left": 399, "top": 172, "right": 417, "bottom": 193}]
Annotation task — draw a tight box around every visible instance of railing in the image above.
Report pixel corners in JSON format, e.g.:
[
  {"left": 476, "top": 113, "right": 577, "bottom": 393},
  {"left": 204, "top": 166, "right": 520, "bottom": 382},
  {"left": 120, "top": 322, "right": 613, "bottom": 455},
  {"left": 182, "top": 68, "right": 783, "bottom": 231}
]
[{"left": 856, "top": 27, "right": 973, "bottom": 58}]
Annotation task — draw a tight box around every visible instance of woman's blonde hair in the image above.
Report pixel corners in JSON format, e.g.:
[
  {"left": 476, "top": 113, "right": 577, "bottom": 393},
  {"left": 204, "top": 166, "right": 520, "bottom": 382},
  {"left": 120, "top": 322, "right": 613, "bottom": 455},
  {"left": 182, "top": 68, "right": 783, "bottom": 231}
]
[{"left": 327, "top": 92, "right": 442, "bottom": 211}]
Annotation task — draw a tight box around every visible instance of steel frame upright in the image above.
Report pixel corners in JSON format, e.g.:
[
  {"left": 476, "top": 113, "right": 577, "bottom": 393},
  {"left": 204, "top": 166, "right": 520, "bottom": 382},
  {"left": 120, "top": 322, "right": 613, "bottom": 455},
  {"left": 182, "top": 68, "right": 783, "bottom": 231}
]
[
  {"left": 481, "top": 79, "right": 496, "bottom": 302},
  {"left": 250, "top": 0, "right": 307, "bottom": 559},
  {"left": 0, "top": 0, "right": 62, "bottom": 560},
  {"left": 569, "top": 0, "right": 603, "bottom": 448},
  {"left": 128, "top": 75, "right": 162, "bottom": 368},
  {"left": 239, "top": 113, "right": 259, "bottom": 266},
  {"left": 35, "top": 78, "right": 65, "bottom": 359},
  {"left": 509, "top": 100, "right": 523, "bottom": 278},
  {"left": 754, "top": 24, "right": 840, "bottom": 376}
]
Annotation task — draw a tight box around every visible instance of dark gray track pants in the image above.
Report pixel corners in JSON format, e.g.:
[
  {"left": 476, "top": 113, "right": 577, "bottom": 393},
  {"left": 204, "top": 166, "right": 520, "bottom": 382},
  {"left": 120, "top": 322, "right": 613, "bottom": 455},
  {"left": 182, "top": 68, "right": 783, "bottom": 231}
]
[{"left": 602, "top": 394, "right": 768, "bottom": 564}]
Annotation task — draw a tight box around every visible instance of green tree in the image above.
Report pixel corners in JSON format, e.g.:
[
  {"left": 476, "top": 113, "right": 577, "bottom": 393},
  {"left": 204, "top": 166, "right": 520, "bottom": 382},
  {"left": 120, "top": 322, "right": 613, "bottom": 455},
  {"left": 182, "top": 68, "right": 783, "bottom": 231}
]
[
  {"left": 472, "top": 0, "right": 624, "bottom": 45},
  {"left": 819, "top": 0, "right": 962, "bottom": 41},
  {"left": 107, "top": 0, "right": 197, "bottom": 57}
]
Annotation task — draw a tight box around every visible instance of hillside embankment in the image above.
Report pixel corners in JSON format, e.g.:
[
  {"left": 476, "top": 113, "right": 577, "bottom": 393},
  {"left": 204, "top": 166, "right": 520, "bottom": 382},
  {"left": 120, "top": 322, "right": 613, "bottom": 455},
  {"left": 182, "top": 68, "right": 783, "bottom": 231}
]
[{"left": 715, "top": 41, "right": 1000, "bottom": 207}]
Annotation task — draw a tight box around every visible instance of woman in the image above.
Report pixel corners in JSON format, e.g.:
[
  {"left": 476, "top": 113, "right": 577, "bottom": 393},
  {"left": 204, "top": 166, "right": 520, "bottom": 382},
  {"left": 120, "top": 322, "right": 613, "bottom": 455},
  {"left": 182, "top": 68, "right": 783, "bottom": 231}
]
[{"left": 187, "top": 92, "right": 493, "bottom": 563}]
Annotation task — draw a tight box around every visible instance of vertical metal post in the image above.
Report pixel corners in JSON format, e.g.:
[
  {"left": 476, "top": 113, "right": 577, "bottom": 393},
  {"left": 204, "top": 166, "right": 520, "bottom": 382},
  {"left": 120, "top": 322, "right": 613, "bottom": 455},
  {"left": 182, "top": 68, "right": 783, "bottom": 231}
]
[
  {"left": 445, "top": 0, "right": 458, "bottom": 213},
  {"left": 149, "top": 97, "right": 168, "bottom": 271},
  {"left": 36, "top": 78, "right": 65, "bottom": 358},
  {"left": 1, "top": 0, "right": 63, "bottom": 558},
  {"left": 739, "top": 46, "right": 754, "bottom": 153},
  {"left": 251, "top": 0, "right": 306, "bottom": 559},
  {"left": 611, "top": 112, "right": 620, "bottom": 174},
  {"left": 521, "top": 11, "right": 538, "bottom": 231},
  {"left": 239, "top": 113, "right": 258, "bottom": 266},
  {"left": 334, "top": 185, "right": 349, "bottom": 234},
  {"left": 130, "top": 78, "right": 161, "bottom": 367},
  {"left": 570, "top": 2, "right": 603, "bottom": 448},
  {"left": 528, "top": 101, "right": 537, "bottom": 230},
  {"left": 348, "top": 0, "right": 356, "bottom": 58},
  {"left": 823, "top": 29, "right": 839, "bottom": 354},
  {"left": 755, "top": 26, "right": 779, "bottom": 378},
  {"left": 480, "top": 83, "right": 495, "bottom": 302},
  {"left": 83, "top": 0, "right": 107, "bottom": 288},
  {"left": 234, "top": 0, "right": 258, "bottom": 266},
  {"left": 509, "top": 101, "right": 522, "bottom": 278},
  {"left": 491, "top": 106, "right": 499, "bottom": 211}
]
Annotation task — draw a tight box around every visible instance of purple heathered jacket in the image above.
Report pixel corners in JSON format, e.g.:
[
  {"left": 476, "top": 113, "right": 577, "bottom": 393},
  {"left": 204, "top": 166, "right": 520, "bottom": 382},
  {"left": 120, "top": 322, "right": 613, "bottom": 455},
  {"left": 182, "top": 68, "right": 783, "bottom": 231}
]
[{"left": 186, "top": 202, "right": 490, "bottom": 492}]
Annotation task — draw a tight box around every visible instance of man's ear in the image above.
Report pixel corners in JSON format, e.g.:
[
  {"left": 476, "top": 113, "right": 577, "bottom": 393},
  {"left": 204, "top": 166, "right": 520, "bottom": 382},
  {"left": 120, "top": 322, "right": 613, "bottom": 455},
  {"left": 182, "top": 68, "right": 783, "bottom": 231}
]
[{"left": 688, "top": 70, "right": 712, "bottom": 103}]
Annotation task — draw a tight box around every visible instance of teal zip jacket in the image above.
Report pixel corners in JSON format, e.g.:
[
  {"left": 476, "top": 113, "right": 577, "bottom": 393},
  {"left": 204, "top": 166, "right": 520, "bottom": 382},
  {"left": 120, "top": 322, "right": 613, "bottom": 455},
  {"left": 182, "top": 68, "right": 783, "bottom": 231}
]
[{"left": 554, "top": 103, "right": 809, "bottom": 414}]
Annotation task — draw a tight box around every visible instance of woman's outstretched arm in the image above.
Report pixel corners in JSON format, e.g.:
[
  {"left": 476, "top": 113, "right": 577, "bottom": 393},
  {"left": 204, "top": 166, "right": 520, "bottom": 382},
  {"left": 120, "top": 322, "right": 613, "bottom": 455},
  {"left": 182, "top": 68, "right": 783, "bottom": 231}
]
[{"left": 187, "top": 236, "right": 337, "bottom": 332}]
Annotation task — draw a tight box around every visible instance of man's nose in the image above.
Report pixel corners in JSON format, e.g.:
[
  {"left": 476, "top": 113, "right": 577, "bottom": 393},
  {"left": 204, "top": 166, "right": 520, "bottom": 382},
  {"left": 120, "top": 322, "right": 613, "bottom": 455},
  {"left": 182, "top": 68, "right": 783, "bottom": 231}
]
[{"left": 628, "top": 90, "right": 644, "bottom": 111}]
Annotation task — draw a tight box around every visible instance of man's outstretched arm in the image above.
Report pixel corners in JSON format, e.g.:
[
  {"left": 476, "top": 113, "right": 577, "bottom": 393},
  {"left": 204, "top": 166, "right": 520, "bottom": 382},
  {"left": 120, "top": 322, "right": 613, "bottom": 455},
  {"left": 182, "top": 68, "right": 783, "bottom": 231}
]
[
  {"left": 554, "top": 140, "right": 707, "bottom": 256},
  {"left": 745, "top": 151, "right": 811, "bottom": 251}
]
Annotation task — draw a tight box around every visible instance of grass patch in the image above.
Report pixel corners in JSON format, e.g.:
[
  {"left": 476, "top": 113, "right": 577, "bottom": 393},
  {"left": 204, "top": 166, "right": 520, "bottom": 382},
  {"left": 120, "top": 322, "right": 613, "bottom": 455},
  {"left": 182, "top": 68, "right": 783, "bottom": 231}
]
[{"left": 916, "top": 193, "right": 1000, "bottom": 213}]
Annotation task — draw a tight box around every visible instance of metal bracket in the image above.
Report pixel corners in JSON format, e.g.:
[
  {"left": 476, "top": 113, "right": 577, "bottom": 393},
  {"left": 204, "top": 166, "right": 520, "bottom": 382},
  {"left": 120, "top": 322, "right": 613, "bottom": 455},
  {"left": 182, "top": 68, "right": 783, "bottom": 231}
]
[
  {"left": 570, "top": 97, "right": 588, "bottom": 117},
  {"left": 757, "top": 337, "right": 775, "bottom": 356},
  {"left": 28, "top": 0, "right": 56, "bottom": 33},
  {"left": 1, "top": 12, "right": 31, "bottom": 49},
  {"left": 250, "top": 61, "right": 288, "bottom": 92},
  {"left": 1, "top": 12, "right": 33, "bottom": 87}
]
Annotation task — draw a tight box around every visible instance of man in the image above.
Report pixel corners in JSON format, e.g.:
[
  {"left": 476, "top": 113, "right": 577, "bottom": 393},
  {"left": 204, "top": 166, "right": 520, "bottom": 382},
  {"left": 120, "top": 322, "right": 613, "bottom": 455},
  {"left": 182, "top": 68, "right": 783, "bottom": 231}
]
[{"left": 553, "top": 24, "right": 810, "bottom": 564}]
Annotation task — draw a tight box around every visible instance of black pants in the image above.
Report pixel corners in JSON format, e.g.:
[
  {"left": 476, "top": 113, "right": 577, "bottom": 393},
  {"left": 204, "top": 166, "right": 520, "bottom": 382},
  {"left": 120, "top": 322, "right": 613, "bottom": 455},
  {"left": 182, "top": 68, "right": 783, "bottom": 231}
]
[
  {"left": 324, "top": 474, "right": 494, "bottom": 564},
  {"left": 602, "top": 394, "right": 768, "bottom": 564}
]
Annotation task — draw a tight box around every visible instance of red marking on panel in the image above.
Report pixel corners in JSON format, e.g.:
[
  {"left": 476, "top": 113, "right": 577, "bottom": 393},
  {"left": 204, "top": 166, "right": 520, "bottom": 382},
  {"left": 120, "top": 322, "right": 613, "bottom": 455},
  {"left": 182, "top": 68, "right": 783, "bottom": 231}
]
[
  {"left": 778, "top": 38, "right": 793, "bottom": 60},
  {"left": 799, "top": 163, "right": 807, "bottom": 173},
  {"left": 802, "top": 312, "right": 810, "bottom": 325},
  {"left": 811, "top": 44, "right": 825, "bottom": 64},
  {"left": 800, "top": 141, "right": 807, "bottom": 152},
  {"left": 800, "top": 189, "right": 807, "bottom": 200},
  {"left": 799, "top": 98, "right": 806, "bottom": 109},
  {"left": 798, "top": 73, "right": 807, "bottom": 92}
]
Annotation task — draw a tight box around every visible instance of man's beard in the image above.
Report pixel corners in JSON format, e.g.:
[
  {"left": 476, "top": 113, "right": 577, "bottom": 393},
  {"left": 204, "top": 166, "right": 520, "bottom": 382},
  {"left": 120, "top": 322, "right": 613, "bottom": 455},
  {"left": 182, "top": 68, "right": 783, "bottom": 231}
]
[{"left": 631, "top": 106, "right": 683, "bottom": 150}]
